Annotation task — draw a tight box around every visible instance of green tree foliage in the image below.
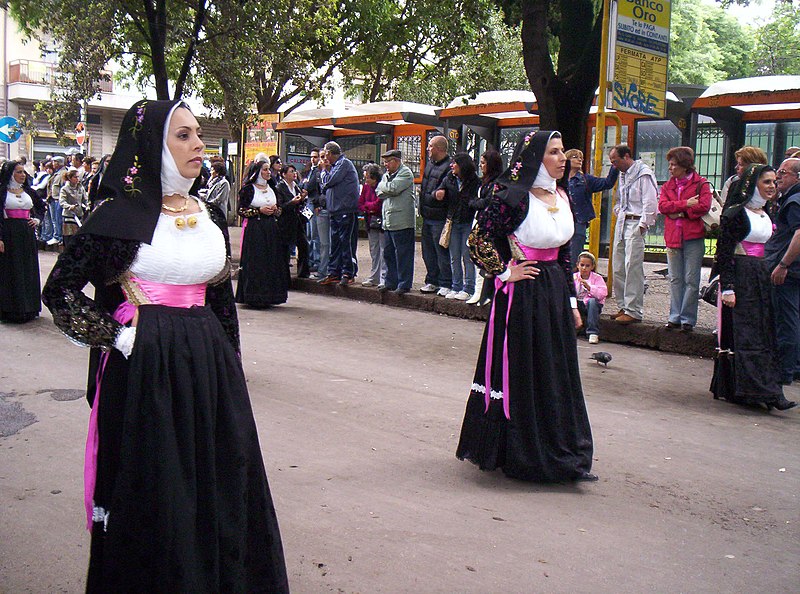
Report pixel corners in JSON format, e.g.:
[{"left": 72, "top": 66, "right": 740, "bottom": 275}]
[
  {"left": 382, "top": 9, "right": 528, "bottom": 106},
  {"left": 668, "top": 0, "right": 756, "bottom": 85},
  {"left": 752, "top": 0, "right": 800, "bottom": 75},
  {"left": 340, "top": 0, "right": 498, "bottom": 104}
]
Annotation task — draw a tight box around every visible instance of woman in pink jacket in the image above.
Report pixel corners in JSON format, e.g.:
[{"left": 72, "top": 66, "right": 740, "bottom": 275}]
[{"left": 658, "top": 146, "right": 712, "bottom": 331}]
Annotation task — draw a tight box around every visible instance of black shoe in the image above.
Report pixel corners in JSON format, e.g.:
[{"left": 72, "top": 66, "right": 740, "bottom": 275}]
[
  {"left": 393, "top": 287, "right": 409, "bottom": 295},
  {"left": 318, "top": 275, "right": 340, "bottom": 285},
  {"left": 377, "top": 284, "right": 388, "bottom": 293},
  {"left": 768, "top": 397, "right": 797, "bottom": 411},
  {"left": 575, "top": 472, "right": 599, "bottom": 482},
  {"left": 664, "top": 321, "right": 681, "bottom": 330},
  {"left": 339, "top": 275, "right": 354, "bottom": 286},
  {"left": 681, "top": 323, "right": 694, "bottom": 332}
]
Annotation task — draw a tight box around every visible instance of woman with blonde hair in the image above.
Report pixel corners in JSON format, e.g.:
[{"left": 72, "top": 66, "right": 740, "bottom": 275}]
[{"left": 720, "top": 145, "right": 768, "bottom": 205}]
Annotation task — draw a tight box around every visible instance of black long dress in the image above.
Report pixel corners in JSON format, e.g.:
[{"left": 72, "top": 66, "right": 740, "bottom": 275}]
[
  {"left": 236, "top": 184, "right": 290, "bottom": 306},
  {"left": 456, "top": 188, "right": 594, "bottom": 481},
  {"left": 0, "top": 186, "right": 45, "bottom": 322},
  {"left": 43, "top": 202, "right": 289, "bottom": 593},
  {"left": 710, "top": 207, "right": 784, "bottom": 405}
]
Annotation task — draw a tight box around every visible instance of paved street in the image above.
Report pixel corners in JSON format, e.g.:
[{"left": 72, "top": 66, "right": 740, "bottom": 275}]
[{"left": 1, "top": 253, "right": 798, "bottom": 593}]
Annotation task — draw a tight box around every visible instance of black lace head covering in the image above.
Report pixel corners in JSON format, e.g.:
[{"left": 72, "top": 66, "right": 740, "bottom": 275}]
[
  {"left": 495, "top": 130, "right": 562, "bottom": 206},
  {"left": 79, "top": 99, "right": 183, "bottom": 243},
  {"left": 722, "top": 163, "right": 773, "bottom": 220},
  {"left": 0, "top": 160, "right": 30, "bottom": 191}
]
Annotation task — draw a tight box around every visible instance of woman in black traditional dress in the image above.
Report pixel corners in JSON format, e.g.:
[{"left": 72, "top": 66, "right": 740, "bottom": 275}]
[
  {"left": 0, "top": 160, "right": 45, "bottom": 322},
  {"left": 42, "top": 100, "right": 289, "bottom": 593},
  {"left": 236, "top": 160, "right": 290, "bottom": 306},
  {"left": 710, "top": 164, "right": 796, "bottom": 411},
  {"left": 456, "top": 130, "right": 596, "bottom": 482}
]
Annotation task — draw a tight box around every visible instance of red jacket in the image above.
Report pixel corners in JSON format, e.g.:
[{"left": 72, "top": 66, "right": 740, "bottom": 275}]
[{"left": 658, "top": 171, "right": 712, "bottom": 248}]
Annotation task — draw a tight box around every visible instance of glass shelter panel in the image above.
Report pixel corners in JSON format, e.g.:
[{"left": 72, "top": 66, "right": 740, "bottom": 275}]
[
  {"left": 636, "top": 120, "right": 682, "bottom": 183},
  {"left": 744, "top": 123, "right": 776, "bottom": 165},
  {"left": 396, "top": 135, "right": 422, "bottom": 177}
]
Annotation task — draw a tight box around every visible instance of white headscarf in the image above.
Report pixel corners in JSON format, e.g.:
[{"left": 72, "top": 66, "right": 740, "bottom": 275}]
[
  {"left": 529, "top": 131, "right": 560, "bottom": 193},
  {"left": 747, "top": 187, "right": 767, "bottom": 210},
  {"left": 161, "top": 102, "right": 198, "bottom": 198}
]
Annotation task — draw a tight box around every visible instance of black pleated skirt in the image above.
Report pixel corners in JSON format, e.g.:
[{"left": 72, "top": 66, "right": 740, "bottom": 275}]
[
  {"left": 236, "top": 216, "right": 289, "bottom": 306},
  {"left": 0, "top": 218, "right": 41, "bottom": 322},
  {"left": 87, "top": 304, "right": 289, "bottom": 593},
  {"left": 710, "top": 255, "right": 784, "bottom": 406},
  {"left": 456, "top": 261, "right": 594, "bottom": 481}
]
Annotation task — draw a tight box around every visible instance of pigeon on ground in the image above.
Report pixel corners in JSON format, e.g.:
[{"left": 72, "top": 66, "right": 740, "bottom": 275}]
[{"left": 590, "top": 351, "right": 613, "bottom": 367}]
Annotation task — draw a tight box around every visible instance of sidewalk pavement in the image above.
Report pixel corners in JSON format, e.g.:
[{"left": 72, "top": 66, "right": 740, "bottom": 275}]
[{"left": 233, "top": 227, "right": 719, "bottom": 358}]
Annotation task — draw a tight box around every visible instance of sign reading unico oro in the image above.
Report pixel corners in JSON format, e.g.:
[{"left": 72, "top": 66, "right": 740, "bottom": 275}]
[{"left": 608, "top": 0, "right": 671, "bottom": 119}]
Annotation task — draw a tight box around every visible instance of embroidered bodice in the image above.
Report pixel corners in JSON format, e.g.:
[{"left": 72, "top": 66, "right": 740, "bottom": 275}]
[
  {"left": 4, "top": 190, "right": 33, "bottom": 213},
  {"left": 250, "top": 185, "right": 276, "bottom": 208},
  {"left": 131, "top": 199, "right": 226, "bottom": 284},
  {"left": 513, "top": 191, "right": 574, "bottom": 248},
  {"left": 743, "top": 208, "right": 773, "bottom": 245}
]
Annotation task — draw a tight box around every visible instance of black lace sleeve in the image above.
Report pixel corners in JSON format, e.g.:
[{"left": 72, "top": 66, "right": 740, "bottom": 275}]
[
  {"left": 42, "top": 233, "right": 139, "bottom": 349},
  {"left": 204, "top": 204, "right": 241, "bottom": 354},
  {"left": 716, "top": 208, "right": 750, "bottom": 292},
  {"left": 468, "top": 184, "right": 528, "bottom": 273},
  {"left": 238, "top": 185, "right": 261, "bottom": 218}
]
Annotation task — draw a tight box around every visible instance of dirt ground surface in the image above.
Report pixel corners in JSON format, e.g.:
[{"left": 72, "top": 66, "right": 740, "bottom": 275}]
[{"left": 1, "top": 254, "right": 798, "bottom": 593}]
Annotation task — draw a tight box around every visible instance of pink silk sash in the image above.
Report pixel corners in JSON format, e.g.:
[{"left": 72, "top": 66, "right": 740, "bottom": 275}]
[
  {"left": 5, "top": 209, "right": 30, "bottom": 219},
  {"left": 484, "top": 242, "right": 559, "bottom": 419},
  {"left": 739, "top": 240, "right": 765, "bottom": 258},
  {"left": 84, "top": 279, "right": 206, "bottom": 530}
]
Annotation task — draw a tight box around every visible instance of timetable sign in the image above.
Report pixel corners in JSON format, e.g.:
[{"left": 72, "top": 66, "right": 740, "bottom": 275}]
[{"left": 609, "top": 0, "right": 672, "bottom": 119}]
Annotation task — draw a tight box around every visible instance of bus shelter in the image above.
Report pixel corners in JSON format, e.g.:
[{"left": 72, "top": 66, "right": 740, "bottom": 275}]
[{"left": 276, "top": 101, "right": 442, "bottom": 182}]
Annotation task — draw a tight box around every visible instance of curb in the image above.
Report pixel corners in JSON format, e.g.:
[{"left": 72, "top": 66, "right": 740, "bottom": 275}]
[{"left": 290, "top": 278, "right": 717, "bottom": 358}]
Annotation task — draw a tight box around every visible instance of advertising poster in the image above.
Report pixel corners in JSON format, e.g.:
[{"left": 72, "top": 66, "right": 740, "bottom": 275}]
[{"left": 244, "top": 114, "right": 280, "bottom": 163}]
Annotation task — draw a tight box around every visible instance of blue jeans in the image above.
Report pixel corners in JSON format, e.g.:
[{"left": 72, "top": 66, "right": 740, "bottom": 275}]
[
  {"left": 308, "top": 216, "right": 320, "bottom": 270},
  {"left": 42, "top": 200, "right": 63, "bottom": 242},
  {"left": 578, "top": 298, "right": 603, "bottom": 335},
  {"left": 421, "top": 219, "right": 452, "bottom": 289},
  {"left": 570, "top": 221, "right": 588, "bottom": 271},
  {"left": 667, "top": 237, "right": 704, "bottom": 326},
  {"left": 316, "top": 210, "right": 330, "bottom": 276},
  {"left": 328, "top": 212, "right": 357, "bottom": 277},
  {"left": 772, "top": 275, "right": 800, "bottom": 383},
  {"left": 384, "top": 228, "right": 415, "bottom": 290},
  {"left": 448, "top": 222, "right": 475, "bottom": 293}
]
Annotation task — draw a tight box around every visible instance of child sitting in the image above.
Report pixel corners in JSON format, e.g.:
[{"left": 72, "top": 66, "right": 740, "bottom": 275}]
[{"left": 573, "top": 251, "right": 608, "bottom": 344}]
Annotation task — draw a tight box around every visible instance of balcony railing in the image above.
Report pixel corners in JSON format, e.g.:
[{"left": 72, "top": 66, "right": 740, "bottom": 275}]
[{"left": 8, "top": 59, "right": 113, "bottom": 93}]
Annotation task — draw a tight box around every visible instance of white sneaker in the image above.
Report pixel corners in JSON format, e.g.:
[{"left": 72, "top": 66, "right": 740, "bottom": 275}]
[
  {"left": 588, "top": 334, "right": 599, "bottom": 344},
  {"left": 419, "top": 283, "right": 439, "bottom": 293},
  {"left": 465, "top": 291, "right": 482, "bottom": 304},
  {"left": 453, "top": 290, "right": 471, "bottom": 301},
  {"left": 445, "top": 290, "right": 458, "bottom": 299},
  {"left": 437, "top": 287, "right": 451, "bottom": 297},
  {"left": 46, "top": 238, "right": 59, "bottom": 245}
]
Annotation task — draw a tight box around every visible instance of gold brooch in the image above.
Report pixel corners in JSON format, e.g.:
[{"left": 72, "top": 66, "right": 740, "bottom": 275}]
[{"left": 175, "top": 215, "right": 198, "bottom": 229}]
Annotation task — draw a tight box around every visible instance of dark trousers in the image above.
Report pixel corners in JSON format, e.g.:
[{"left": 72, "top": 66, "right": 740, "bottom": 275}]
[
  {"left": 384, "top": 228, "right": 416, "bottom": 290},
  {"left": 327, "top": 212, "right": 357, "bottom": 278},
  {"left": 293, "top": 229, "right": 310, "bottom": 277},
  {"left": 772, "top": 276, "right": 800, "bottom": 382},
  {"left": 421, "top": 218, "right": 451, "bottom": 289}
]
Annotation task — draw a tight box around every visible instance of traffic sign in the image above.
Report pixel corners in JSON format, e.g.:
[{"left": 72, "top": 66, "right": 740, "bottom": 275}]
[
  {"left": 75, "top": 122, "right": 86, "bottom": 147},
  {"left": 0, "top": 116, "right": 22, "bottom": 144}
]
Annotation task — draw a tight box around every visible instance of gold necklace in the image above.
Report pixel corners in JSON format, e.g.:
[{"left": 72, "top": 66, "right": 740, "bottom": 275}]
[
  {"left": 161, "top": 196, "right": 189, "bottom": 213},
  {"left": 532, "top": 188, "right": 559, "bottom": 213}
]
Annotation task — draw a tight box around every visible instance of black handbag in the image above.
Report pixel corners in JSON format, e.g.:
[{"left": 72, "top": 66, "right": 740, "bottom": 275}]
[
  {"left": 700, "top": 275, "right": 719, "bottom": 306},
  {"left": 368, "top": 215, "right": 382, "bottom": 230}
]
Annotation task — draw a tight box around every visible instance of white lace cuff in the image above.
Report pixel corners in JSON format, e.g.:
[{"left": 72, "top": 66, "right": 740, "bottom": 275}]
[
  {"left": 114, "top": 326, "right": 136, "bottom": 359},
  {"left": 498, "top": 268, "right": 512, "bottom": 282},
  {"left": 570, "top": 297, "right": 578, "bottom": 309}
]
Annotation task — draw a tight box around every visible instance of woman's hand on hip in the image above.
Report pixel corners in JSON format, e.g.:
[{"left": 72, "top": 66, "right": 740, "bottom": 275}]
[{"left": 507, "top": 260, "right": 540, "bottom": 282}]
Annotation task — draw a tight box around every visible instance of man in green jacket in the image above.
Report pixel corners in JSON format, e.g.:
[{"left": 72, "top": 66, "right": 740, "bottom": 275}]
[{"left": 376, "top": 149, "right": 416, "bottom": 294}]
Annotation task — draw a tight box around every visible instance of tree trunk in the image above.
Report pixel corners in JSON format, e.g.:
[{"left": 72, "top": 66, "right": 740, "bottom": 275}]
[
  {"left": 144, "top": 0, "right": 171, "bottom": 100},
  {"left": 520, "top": 0, "right": 603, "bottom": 151}
]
